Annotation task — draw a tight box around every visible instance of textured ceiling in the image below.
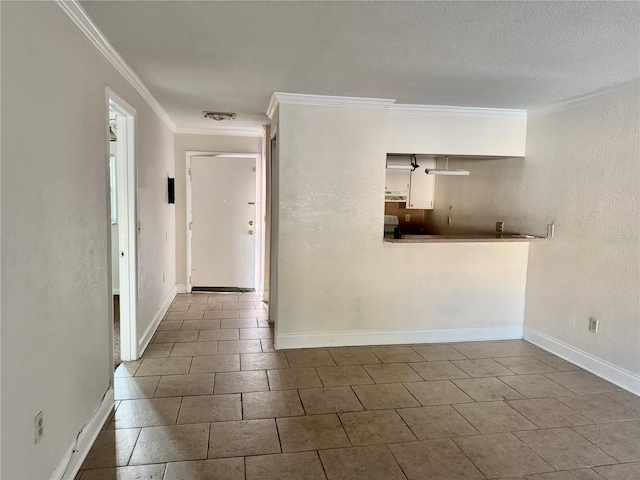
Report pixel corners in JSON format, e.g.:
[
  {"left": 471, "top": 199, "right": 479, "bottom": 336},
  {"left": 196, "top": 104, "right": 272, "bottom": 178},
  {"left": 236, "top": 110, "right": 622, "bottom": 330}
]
[{"left": 81, "top": 1, "right": 640, "bottom": 129}]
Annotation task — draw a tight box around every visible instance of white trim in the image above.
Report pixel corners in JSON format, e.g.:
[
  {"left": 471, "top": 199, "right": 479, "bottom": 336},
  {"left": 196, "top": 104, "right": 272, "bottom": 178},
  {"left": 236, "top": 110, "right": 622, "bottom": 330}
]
[
  {"left": 275, "top": 326, "right": 523, "bottom": 350},
  {"left": 528, "top": 79, "right": 640, "bottom": 118},
  {"left": 268, "top": 92, "right": 395, "bottom": 118},
  {"left": 390, "top": 104, "right": 527, "bottom": 119},
  {"left": 176, "top": 284, "right": 188, "bottom": 294},
  {"left": 108, "top": 88, "right": 139, "bottom": 362},
  {"left": 138, "top": 285, "right": 177, "bottom": 356},
  {"left": 51, "top": 388, "right": 114, "bottom": 480},
  {"left": 112, "top": 289, "right": 120, "bottom": 295},
  {"left": 266, "top": 93, "right": 280, "bottom": 120},
  {"left": 261, "top": 290, "right": 269, "bottom": 302},
  {"left": 54, "top": 0, "right": 176, "bottom": 132},
  {"left": 176, "top": 126, "right": 265, "bottom": 138},
  {"left": 524, "top": 328, "right": 640, "bottom": 396}
]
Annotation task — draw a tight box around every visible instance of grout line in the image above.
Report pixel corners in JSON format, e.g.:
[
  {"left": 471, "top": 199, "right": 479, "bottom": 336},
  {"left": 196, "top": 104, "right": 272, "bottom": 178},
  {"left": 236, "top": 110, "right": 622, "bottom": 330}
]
[
  {"left": 349, "top": 385, "right": 366, "bottom": 413},
  {"left": 401, "top": 382, "right": 425, "bottom": 407},
  {"left": 124, "top": 427, "right": 144, "bottom": 466},
  {"left": 243, "top": 456, "right": 247, "bottom": 480},
  {"left": 393, "top": 407, "right": 420, "bottom": 442},
  {"left": 297, "top": 388, "right": 307, "bottom": 416},
  {"left": 315, "top": 449, "right": 331, "bottom": 479},
  {"left": 333, "top": 412, "right": 353, "bottom": 447},
  {"left": 266, "top": 370, "right": 275, "bottom": 391},
  {"left": 316, "top": 367, "right": 326, "bottom": 388},
  {"left": 382, "top": 443, "right": 411, "bottom": 480},
  {"left": 274, "top": 415, "right": 283, "bottom": 454},
  {"left": 447, "top": 436, "right": 491, "bottom": 480},
  {"left": 206, "top": 422, "right": 212, "bottom": 460}
]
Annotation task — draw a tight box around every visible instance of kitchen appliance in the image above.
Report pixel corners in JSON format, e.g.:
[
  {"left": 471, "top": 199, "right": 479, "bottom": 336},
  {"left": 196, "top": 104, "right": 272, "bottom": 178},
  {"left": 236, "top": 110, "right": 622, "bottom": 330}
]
[{"left": 384, "top": 215, "right": 400, "bottom": 234}]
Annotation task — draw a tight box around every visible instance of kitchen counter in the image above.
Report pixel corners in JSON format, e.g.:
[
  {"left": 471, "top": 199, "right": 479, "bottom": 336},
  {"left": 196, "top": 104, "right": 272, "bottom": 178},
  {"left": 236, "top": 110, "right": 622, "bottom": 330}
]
[{"left": 384, "top": 233, "right": 546, "bottom": 243}]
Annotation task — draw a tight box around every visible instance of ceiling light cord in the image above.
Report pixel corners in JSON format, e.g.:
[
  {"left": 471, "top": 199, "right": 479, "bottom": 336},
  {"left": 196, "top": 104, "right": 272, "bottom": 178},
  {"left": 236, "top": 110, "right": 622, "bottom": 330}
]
[{"left": 410, "top": 154, "right": 420, "bottom": 172}]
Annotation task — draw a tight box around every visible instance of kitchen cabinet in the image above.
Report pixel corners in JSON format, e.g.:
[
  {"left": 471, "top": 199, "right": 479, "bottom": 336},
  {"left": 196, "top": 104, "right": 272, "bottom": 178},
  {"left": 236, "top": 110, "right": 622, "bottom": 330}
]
[
  {"left": 385, "top": 159, "right": 410, "bottom": 202},
  {"left": 407, "top": 157, "right": 435, "bottom": 210},
  {"left": 387, "top": 108, "right": 527, "bottom": 157}
]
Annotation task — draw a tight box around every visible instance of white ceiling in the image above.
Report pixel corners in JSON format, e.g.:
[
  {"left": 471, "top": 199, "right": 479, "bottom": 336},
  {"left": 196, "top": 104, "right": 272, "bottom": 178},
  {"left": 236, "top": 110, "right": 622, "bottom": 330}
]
[{"left": 81, "top": 1, "right": 639, "bottom": 129}]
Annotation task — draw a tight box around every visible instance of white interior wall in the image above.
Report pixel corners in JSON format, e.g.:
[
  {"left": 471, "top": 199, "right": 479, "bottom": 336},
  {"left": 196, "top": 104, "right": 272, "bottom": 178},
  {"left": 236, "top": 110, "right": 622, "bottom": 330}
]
[
  {"left": 274, "top": 103, "right": 529, "bottom": 348},
  {"left": 522, "top": 87, "right": 640, "bottom": 378},
  {"left": 174, "top": 134, "right": 262, "bottom": 287},
  {"left": 1, "top": 2, "right": 176, "bottom": 478},
  {"left": 421, "top": 85, "right": 640, "bottom": 382}
]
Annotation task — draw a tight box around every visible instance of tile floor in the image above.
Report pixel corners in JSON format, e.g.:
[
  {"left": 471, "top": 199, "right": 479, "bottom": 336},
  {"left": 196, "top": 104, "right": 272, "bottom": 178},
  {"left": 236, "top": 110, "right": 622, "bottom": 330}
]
[{"left": 77, "top": 292, "right": 640, "bottom": 479}]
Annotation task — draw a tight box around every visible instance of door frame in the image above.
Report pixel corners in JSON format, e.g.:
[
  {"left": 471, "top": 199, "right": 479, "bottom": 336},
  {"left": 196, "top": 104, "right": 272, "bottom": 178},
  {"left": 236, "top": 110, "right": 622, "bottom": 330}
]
[
  {"left": 185, "top": 151, "right": 266, "bottom": 295},
  {"left": 107, "top": 87, "right": 139, "bottom": 361},
  {"left": 185, "top": 151, "right": 265, "bottom": 294}
]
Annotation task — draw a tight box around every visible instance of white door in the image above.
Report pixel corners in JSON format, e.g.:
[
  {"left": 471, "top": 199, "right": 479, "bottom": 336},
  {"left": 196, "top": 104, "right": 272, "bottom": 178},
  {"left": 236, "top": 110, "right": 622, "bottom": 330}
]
[{"left": 190, "top": 155, "right": 256, "bottom": 288}]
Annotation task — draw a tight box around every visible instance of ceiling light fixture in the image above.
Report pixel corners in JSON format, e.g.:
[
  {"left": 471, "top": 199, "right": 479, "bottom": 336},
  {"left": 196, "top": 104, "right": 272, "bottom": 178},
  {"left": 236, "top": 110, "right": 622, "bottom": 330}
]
[
  {"left": 386, "top": 154, "right": 420, "bottom": 171},
  {"left": 202, "top": 111, "right": 236, "bottom": 121},
  {"left": 425, "top": 156, "right": 470, "bottom": 176}
]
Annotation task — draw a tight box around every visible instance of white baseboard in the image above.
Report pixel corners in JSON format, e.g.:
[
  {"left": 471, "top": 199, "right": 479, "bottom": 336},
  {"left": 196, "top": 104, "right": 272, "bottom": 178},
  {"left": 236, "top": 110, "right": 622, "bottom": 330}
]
[
  {"left": 138, "top": 285, "right": 177, "bottom": 357},
  {"left": 51, "top": 388, "right": 114, "bottom": 480},
  {"left": 524, "top": 328, "right": 640, "bottom": 395},
  {"left": 112, "top": 289, "right": 120, "bottom": 295},
  {"left": 176, "top": 283, "right": 188, "bottom": 294},
  {"left": 275, "top": 325, "right": 523, "bottom": 350},
  {"left": 261, "top": 290, "right": 269, "bottom": 302}
]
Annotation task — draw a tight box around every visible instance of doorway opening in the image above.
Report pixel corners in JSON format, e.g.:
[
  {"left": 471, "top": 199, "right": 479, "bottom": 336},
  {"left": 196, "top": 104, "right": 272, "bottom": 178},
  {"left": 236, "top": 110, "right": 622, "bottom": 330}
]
[
  {"left": 108, "top": 89, "right": 138, "bottom": 366},
  {"left": 185, "top": 152, "right": 265, "bottom": 297}
]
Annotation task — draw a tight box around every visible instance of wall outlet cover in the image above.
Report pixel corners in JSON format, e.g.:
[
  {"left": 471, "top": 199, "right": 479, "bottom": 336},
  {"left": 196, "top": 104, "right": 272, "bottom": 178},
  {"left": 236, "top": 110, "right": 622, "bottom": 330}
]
[
  {"left": 35, "top": 411, "right": 44, "bottom": 444},
  {"left": 589, "top": 317, "right": 598, "bottom": 333}
]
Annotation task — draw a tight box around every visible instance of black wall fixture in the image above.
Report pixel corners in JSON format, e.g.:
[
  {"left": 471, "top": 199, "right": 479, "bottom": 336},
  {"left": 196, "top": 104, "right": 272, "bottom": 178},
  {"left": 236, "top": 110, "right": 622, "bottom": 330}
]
[{"left": 168, "top": 177, "right": 175, "bottom": 204}]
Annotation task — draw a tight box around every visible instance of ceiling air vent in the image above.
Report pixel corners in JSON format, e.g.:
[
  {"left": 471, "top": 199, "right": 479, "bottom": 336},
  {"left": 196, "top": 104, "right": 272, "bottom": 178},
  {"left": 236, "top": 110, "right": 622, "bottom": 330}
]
[{"left": 202, "top": 111, "right": 236, "bottom": 121}]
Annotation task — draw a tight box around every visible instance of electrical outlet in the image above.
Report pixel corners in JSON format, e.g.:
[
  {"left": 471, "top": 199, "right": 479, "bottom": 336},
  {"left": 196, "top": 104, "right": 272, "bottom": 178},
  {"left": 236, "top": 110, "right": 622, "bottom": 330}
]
[
  {"left": 35, "top": 411, "right": 44, "bottom": 444},
  {"left": 547, "top": 223, "right": 555, "bottom": 238},
  {"left": 162, "top": 272, "right": 165, "bottom": 283},
  {"left": 496, "top": 221, "right": 504, "bottom": 233},
  {"left": 447, "top": 216, "right": 452, "bottom": 226},
  {"left": 405, "top": 214, "right": 410, "bottom": 222},
  {"left": 589, "top": 317, "right": 599, "bottom": 333}
]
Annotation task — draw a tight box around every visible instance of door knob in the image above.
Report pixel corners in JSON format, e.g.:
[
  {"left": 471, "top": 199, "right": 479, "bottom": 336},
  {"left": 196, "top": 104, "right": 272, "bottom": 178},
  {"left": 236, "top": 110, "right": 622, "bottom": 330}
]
[
  {"left": 249, "top": 221, "right": 254, "bottom": 226},
  {"left": 248, "top": 230, "right": 255, "bottom": 235}
]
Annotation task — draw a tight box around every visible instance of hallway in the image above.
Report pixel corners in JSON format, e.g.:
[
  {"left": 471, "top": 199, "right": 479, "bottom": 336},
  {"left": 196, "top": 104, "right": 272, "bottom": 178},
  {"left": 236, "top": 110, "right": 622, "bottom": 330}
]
[{"left": 76, "top": 293, "right": 640, "bottom": 480}]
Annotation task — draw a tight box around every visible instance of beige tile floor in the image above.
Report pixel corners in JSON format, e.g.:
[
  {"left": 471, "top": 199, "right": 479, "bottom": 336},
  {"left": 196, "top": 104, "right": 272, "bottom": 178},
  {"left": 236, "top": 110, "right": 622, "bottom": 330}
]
[{"left": 77, "top": 293, "right": 640, "bottom": 479}]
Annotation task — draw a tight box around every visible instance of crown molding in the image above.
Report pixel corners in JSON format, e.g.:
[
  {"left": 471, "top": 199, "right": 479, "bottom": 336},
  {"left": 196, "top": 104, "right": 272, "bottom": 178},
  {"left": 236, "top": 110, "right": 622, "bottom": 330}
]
[
  {"left": 266, "top": 93, "right": 279, "bottom": 120},
  {"left": 267, "top": 92, "right": 395, "bottom": 118},
  {"left": 54, "top": 0, "right": 177, "bottom": 132},
  {"left": 175, "top": 126, "right": 266, "bottom": 138},
  {"left": 390, "top": 104, "right": 527, "bottom": 119},
  {"left": 528, "top": 79, "right": 640, "bottom": 118}
]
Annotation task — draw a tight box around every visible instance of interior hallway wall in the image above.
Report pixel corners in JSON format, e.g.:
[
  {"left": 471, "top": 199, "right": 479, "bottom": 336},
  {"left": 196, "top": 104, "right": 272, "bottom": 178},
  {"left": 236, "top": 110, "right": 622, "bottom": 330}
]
[
  {"left": 522, "top": 85, "right": 640, "bottom": 377},
  {"left": 1, "top": 2, "right": 175, "bottom": 478},
  {"left": 174, "top": 133, "right": 262, "bottom": 288},
  {"left": 273, "top": 102, "right": 529, "bottom": 347}
]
